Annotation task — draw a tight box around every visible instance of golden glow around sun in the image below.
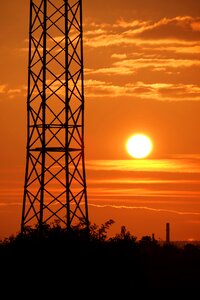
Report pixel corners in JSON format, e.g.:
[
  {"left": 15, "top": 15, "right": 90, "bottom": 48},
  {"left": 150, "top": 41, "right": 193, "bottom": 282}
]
[{"left": 126, "top": 134, "right": 153, "bottom": 159}]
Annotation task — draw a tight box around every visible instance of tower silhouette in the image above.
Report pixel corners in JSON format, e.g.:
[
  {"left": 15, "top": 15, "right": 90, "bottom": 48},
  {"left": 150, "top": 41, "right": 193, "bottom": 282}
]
[{"left": 21, "top": 0, "right": 89, "bottom": 232}]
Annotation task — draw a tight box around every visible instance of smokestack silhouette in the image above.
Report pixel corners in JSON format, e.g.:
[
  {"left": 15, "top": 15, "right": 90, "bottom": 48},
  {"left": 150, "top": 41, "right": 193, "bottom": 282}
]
[{"left": 166, "top": 222, "right": 170, "bottom": 243}]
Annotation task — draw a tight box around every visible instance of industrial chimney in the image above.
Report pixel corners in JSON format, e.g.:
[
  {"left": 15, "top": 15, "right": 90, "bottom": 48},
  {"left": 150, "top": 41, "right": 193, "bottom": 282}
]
[{"left": 166, "top": 222, "right": 170, "bottom": 244}]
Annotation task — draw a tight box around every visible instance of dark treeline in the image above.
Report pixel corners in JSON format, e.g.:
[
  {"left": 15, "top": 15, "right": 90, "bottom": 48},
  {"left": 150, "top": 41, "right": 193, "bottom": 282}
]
[{"left": 1, "top": 219, "right": 200, "bottom": 294}]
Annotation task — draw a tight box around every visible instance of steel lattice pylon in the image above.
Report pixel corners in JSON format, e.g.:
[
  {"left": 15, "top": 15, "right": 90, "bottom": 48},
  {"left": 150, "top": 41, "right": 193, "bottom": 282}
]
[{"left": 21, "top": 0, "right": 89, "bottom": 231}]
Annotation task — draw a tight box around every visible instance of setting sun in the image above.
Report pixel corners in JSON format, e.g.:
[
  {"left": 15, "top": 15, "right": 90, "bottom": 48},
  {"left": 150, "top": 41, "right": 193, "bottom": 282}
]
[{"left": 126, "top": 134, "right": 153, "bottom": 159}]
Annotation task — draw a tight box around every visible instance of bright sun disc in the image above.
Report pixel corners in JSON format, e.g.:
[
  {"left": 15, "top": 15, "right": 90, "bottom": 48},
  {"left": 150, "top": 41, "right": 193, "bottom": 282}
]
[{"left": 126, "top": 134, "right": 153, "bottom": 159}]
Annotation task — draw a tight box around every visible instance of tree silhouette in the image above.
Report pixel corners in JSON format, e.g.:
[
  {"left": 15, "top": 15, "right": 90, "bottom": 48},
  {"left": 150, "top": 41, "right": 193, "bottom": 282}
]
[{"left": 0, "top": 219, "right": 200, "bottom": 292}]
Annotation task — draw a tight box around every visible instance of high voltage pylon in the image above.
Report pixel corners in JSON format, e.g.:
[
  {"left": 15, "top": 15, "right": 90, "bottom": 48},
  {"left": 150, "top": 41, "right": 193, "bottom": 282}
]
[{"left": 21, "top": 0, "right": 89, "bottom": 232}]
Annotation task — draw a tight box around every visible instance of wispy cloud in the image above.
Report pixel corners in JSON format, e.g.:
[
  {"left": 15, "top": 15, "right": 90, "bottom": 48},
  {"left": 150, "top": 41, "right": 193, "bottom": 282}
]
[
  {"left": 86, "top": 158, "right": 200, "bottom": 172},
  {"left": 89, "top": 203, "right": 200, "bottom": 216},
  {"left": 85, "top": 16, "right": 200, "bottom": 47},
  {"left": 84, "top": 16, "right": 200, "bottom": 101},
  {"left": 111, "top": 53, "right": 127, "bottom": 60},
  {"left": 121, "top": 16, "right": 200, "bottom": 39},
  {"left": 0, "top": 84, "right": 26, "bottom": 99},
  {"left": 113, "top": 57, "right": 200, "bottom": 71},
  {"left": 0, "top": 84, "right": 7, "bottom": 94},
  {"left": 85, "top": 157, "right": 200, "bottom": 217},
  {"left": 84, "top": 79, "right": 200, "bottom": 101}
]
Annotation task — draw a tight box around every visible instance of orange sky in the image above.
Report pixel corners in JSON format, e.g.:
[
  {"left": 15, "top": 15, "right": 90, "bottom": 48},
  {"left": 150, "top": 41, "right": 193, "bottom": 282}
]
[{"left": 0, "top": 0, "right": 200, "bottom": 241}]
